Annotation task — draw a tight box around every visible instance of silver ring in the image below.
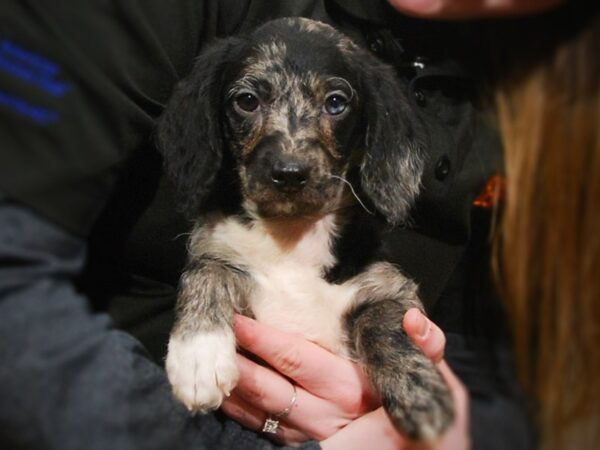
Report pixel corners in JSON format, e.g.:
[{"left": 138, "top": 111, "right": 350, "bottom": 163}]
[{"left": 261, "top": 385, "right": 298, "bottom": 434}]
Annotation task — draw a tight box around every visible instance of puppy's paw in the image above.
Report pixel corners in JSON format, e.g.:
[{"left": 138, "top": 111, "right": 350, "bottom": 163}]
[
  {"left": 381, "top": 363, "right": 455, "bottom": 442},
  {"left": 165, "top": 329, "right": 239, "bottom": 413}
]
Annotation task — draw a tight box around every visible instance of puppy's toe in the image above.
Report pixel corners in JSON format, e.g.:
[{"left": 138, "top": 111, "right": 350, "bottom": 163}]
[
  {"left": 215, "top": 355, "right": 239, "bottom": 397},
  {"left": 165, "top": 329, "right": 239, "bottom": 413}
]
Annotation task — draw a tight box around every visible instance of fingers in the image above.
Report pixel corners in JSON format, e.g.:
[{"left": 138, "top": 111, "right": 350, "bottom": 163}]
[
  {"left": 221, "top": 394, "right": 310, "bottom": 446},
  {"left": 431, "top": 361, "right": 471, "bottom": 450},
  {"left": 230, "top": 353, "right": 352, "bottom": 440},
  {"left": 403, "top": 310, "right": 471, "bottom": 449},
  {"left": 438, "top": 361, "right": 468, "bottom": 414},
  {"left": 320, "top": 408, "right": 407, "bottom": 450},
  {"left": 403, "top": 308, "right": 446, "bottom": 363},
  {"left": 233, "top": 315, "right": 378, "bottom": 408},
  {"left": 320, "top": 368, "right": 471, "bottom": 450},
  {"left": 386, "top": 0, "right": 563, "bottom": 20},
  {"left": 232, "top": 314, "right": 459, "bottom": 447}
]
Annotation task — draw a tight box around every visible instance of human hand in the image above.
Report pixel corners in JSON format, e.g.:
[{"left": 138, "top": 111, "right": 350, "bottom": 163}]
[
  {"left": 221, "top": 314, "right": 380, "bottom": 445},
  {"left": 387, "top": 0, "right": 562, "bottom": 20},
  {"left": 222, "top": 310, "right": 469, "bottom": 448},
  {"left": 319, "top": 363, "right": 469, "bottom": 450},
  {"left": 319, "top": 309, "right": 469, "bottom": 450},
  {"left": 320, "top": 309, "right": 469, "bottom": 449}
]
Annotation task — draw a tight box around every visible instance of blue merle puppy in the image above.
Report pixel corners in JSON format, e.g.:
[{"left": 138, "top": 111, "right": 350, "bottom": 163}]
[{"left": 157, "top": 17, "right": 454, "bottom": 442}]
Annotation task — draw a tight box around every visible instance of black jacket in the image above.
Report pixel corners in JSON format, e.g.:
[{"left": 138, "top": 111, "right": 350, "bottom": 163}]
[{"left": 0, "top": 1, "right": 533, "bottom": 449}]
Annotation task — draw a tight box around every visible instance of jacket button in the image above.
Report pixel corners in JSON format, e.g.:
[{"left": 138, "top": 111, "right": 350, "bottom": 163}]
[
  {"left": 435, "top": 155, "right": 451, "bottom": 180},
  {"left": 367, "top": 34, "right": 385, "bottom": 55},
  {"left": 414, "top": 89, "right": 426, "bottom": 106},
  {"left": 412, "top": 56, "right": 428, "bottom": 70}
]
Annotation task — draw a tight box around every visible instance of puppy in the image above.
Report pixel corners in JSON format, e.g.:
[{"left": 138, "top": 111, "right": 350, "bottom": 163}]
[{"left": 157, "top": 18, "right": 454, "bottom": 441}]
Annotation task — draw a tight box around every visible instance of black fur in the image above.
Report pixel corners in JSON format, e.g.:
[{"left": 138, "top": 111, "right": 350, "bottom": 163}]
[
  {"left": 156, "top": 38, "right": 244, "bottom": 218},
  {"left": 350, "top": 53, "right": 426, "bottom": 225}
]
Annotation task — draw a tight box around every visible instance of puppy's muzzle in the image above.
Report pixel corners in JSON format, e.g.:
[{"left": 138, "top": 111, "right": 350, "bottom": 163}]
[{"left": 270, "top": 158, "right": 310, "bottom": 194}]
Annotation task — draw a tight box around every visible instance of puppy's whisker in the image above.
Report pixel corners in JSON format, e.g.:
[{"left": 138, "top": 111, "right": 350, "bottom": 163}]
[{"left": 328, "top": 174, "right": 374, "bottom": 216}]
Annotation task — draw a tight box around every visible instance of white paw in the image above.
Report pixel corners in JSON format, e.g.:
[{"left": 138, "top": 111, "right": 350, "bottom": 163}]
[{"left": 165, "top": 329, "right": 239, "bottom": 413}]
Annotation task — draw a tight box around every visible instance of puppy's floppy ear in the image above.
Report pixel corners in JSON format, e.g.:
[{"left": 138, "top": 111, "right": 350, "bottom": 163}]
[
  {"left": 156, "top": 38, "right": 241, "bottom": 218},
  {"left": 352, "top": 51, "right": 425, "bottom": 226}
]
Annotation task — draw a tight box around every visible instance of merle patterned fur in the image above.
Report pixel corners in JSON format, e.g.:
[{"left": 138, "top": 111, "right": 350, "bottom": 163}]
[{"left": 157, "top": 18, "right": 454, "bottom": 442}]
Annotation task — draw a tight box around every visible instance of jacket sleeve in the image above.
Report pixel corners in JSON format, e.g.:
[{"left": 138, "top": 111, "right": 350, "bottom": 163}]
[{"left": 0, "top": 201, "right": 320, "bottom": 450}]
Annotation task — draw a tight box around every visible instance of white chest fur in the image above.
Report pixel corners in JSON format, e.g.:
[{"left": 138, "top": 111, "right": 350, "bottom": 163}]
[{"left": 207, "top": 214, "right": 356, "bottom": 355}]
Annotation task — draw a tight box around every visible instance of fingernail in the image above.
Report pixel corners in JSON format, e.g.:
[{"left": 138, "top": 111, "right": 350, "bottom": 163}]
[
  {"left": 233, "top": 314, "right": 248, "bottom": 329},
  {"left": 417, "top": 314, "right": 431, "bottom": 339}
]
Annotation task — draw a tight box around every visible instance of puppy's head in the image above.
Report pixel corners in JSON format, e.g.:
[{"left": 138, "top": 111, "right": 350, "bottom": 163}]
[{"left": 157, "top": 18, "right": 424, "bottom": 225}]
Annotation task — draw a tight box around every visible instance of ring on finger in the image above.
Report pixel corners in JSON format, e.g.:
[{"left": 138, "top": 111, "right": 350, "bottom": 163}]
[{"left": 262, "top": 384, "right": 298, "bottom": 434}]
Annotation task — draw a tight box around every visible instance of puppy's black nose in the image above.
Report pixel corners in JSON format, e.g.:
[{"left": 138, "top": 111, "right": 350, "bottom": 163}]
[{"left": 271, "top": 160, "right": 310, "bottom": 193}]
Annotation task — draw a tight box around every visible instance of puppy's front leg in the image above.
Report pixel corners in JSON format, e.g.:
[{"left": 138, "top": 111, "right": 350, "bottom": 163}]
[
  {"left": 166, "top": 257, "right": 251, "bottom": 412},
  {"left": 343, "top": 262, "right": 454, "bottom": 442}
]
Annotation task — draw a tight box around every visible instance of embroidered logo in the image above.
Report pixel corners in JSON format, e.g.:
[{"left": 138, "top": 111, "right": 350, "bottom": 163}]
[
  {"left": 0, "top": 90, "right": 59, "bottom": 125},
  {"left": 0, "top": 39, "right": 71, "bottom": 124}
]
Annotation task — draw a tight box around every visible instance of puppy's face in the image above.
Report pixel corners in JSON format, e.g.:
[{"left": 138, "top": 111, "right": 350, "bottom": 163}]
[
  {"left": 158, "top": 18, "right": 424, "bottom": 225},
  {"left": 223, "top": 21, "right": 362, "bottom": 218}
]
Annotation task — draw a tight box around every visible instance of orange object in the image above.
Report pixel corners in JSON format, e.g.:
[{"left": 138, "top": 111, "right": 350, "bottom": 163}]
[{"left": 473, "top": 175, "right": 506, "bottom": 208}]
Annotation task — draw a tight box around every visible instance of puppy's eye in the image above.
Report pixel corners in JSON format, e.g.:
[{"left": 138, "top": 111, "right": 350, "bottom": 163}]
[
  {"left": 324, "top": 93, "right": 349, "bottom": 116},
  {"left": 235, "top": 93, "right": 260, "bottom": 112}
]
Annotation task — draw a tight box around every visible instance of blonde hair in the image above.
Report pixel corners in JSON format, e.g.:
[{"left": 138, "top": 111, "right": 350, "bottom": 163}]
[{"left": 494, "top": 11, "right": 599, "bottom": 449}]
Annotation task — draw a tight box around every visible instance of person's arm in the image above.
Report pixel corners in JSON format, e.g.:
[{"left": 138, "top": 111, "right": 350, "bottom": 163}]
[{"left": 0, "top": 201, "right": 320, "bottom": 450}]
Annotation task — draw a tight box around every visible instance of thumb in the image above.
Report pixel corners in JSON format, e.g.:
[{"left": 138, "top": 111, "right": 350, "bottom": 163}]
[{"left": 403, "top": 308, "right": 446, "bottom": 363}]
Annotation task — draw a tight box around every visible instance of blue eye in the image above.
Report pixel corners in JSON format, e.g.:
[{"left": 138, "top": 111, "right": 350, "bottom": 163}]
[
  {"left": 235, "top": 93, "right": 260, "bottom": 112},
  {"left": 324, "top": 93, "right": 349, "bottom": 115}
]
